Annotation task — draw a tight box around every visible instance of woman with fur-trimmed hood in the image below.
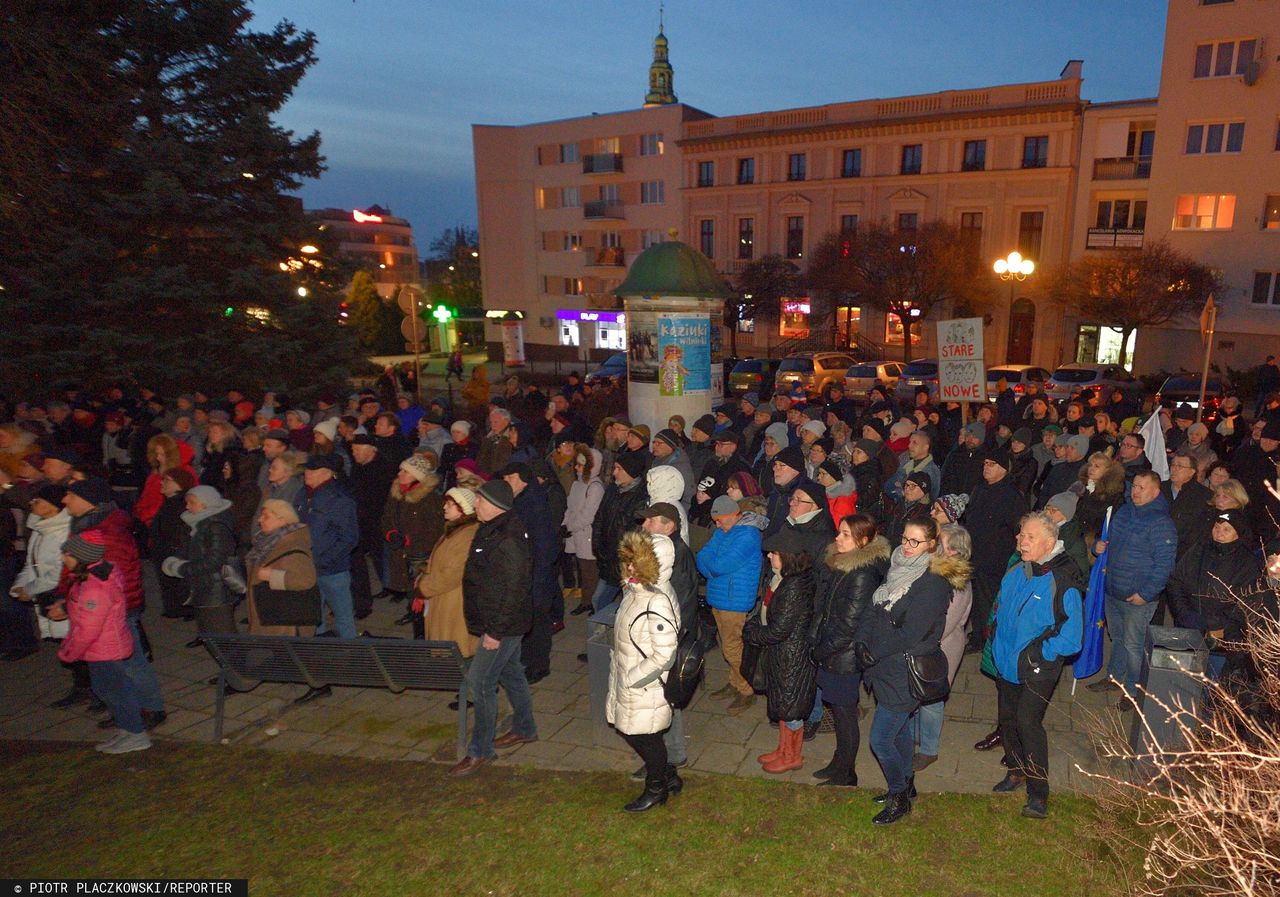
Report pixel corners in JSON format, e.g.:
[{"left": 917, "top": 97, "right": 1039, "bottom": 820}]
[
  {"left": 914, "top": 524, "right": 974, "bottom": 772},
  {"left": 608, "top": 530, "right": 682, "bottom": 813},
  {"left": 381, "top": 455, "right": 444, "bottom": 595}
]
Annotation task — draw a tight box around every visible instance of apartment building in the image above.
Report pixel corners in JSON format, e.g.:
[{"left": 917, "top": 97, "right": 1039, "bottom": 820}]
[{"left": 312, "top": 206, "right": 420, "bottom": 300}]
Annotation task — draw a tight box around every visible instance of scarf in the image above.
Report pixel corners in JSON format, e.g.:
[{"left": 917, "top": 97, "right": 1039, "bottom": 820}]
[
  {"left": 870, "top": 546, "right": 933, "bottom": 610},
  {"left": 245, "top": 521, "right": 307, "bottom": 571},
  {"left": 181, "top": 497, "right": 232, "bottom": 533}
]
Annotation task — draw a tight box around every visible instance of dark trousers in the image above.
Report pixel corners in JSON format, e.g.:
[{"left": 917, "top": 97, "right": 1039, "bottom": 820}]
[
  {"left": 558, "top": 550, "right": 577, "bottom": 590},
  {"left": 195, "top": 604, "right": 237, "bottom": 635},
  {"left": 621, "top": 730, "right": 669, "bottom": 780},
  {"left": 996, "top": 670, "right": 1060, "bottom": 801},
  {"left": 0, "top": 590, "right": 37, "bottom": 651},
  {"left": 520, "top": 573, "right": 555, "bottom": 677},
  {"left": 158, "top": 572, "right": 190, "bottom": 618},
  {"left": 576, "top": 558, "right": 599, "bottom": 609},
  {"left": 350, "top": 546, "right": 373, "bottom": 617},
  {"left": 968, "top": 569, "right": 1001, "bottom": 649},
  {"left": 828, "top": 701, "right": 861, "bottom": 781}
]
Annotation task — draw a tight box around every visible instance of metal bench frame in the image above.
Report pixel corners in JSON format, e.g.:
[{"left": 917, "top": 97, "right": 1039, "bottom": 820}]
[{"left": 201, "top": 634, "right": 470, "bottom": 757}]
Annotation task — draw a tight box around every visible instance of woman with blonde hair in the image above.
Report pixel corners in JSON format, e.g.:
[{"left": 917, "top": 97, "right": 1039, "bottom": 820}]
[
  {"left": 245, "top": 499, "right": 317, "bottom": 636},
  {"left": 0, "top": 423, "right": 38, "bottom": 479},
  {"left": 563, "top": 445, "right": 605, "bottom": 615},
  {"left": 133, "top": 433, "right": 195, "bottom": 526},
  {"left": 413, "top": 488, "right": 480, "bottom": 651},
  {"left": 1075, "top": 452, "right": 1125, "bottom": 548}
]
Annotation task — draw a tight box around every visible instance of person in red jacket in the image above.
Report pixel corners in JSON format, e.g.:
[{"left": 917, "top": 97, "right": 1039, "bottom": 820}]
[
  {"left": 133, "top": 434, "right": 196, "bottom": 527},
  {"left": 56, "top": 531, "right": 151, "bottom": 754},
  {"left": 815, "top": 460, "right": 857, "bottom": 527}
]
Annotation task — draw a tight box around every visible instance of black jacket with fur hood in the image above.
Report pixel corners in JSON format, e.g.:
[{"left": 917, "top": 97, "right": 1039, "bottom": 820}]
[{"left": 810, "top": 536, "right": 891, "bottom": 675}]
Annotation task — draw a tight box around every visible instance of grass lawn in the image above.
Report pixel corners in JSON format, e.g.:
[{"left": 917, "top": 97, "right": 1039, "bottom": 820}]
[{"left": 0, "top": 740, "right": 1137, "bottom": 897}]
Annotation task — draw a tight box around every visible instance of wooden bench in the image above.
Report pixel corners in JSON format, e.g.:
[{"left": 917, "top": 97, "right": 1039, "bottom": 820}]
[{"left": 200, "top": 634, "right": 469, "bottom": 757}]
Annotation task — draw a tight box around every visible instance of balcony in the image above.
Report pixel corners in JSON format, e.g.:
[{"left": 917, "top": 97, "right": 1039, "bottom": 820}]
[
  {"left": 586, "top": 246, "right": 626, "bottom": 267},
  {"left": 1086, "top": 227, "right": 1145, "bottom": 250},
  {"left": 1093, "top": 156, "right": 1152, "bottom": 180},
  {"left": 583, "top": 200, "right": 625, "bottom": 220},
  {"left": 583, "top": 153, "right": 623, "bottom": 174}
]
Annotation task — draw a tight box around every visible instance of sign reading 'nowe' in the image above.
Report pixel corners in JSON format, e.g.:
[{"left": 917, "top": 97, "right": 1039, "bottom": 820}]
[{"left": 937, "top": 317, "right": 986, "bottom": 402}]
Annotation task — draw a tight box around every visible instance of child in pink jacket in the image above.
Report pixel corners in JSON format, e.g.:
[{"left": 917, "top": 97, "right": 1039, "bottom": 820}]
[{"left": 57, "top": 531, "right": 151, "bottom": 754}]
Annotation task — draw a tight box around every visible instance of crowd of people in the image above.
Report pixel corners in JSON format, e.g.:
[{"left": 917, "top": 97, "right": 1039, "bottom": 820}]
[{"left": 1, "top": 366, "right": 1278, "bottom": 819}]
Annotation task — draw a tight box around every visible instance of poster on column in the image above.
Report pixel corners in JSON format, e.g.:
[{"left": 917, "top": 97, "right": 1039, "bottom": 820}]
[
  {"left": 627, "top": 309, "right": 658, "bottom": 383},
  {"left": 936, "top": 317, "right": 985, "bottom": 401},
  {"left": 657, "top": 312, "right": 711, "bottom": 396}
]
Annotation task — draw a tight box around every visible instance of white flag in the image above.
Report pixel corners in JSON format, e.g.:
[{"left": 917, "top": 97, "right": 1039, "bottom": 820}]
[{"left": 1140, "top": 410, "right": 1169, "bottom": 481}]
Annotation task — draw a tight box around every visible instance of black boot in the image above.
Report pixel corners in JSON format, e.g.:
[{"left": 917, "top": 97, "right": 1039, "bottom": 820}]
[
  {"left": 872, "top": 791, "right": 913, "bottom": 825},
  {"left": 664, "top": 764, "right": 684, "bottom": 796},
  {"left": 50, "top": 686, "right": 92, "bottom": 709},
  {"left": 873, "top": 776, "right": 916, "bottom": 804},
  {"left": 623, "top": 772, "right": 669, "bottom": 812},
  {"left": 817, "top": 704, "right": 858, "bottom": 785}
]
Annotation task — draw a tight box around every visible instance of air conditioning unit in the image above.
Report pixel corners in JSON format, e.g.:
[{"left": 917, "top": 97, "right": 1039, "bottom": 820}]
[{"left": 1240, "top": 59, "right": 1262, "bottom": 86}]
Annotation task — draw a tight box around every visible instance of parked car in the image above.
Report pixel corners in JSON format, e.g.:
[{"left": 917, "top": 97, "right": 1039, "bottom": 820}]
[
  {"left": 1155, "top": 373, "right": 1230, "bottom": 423},
  {"left": 728, "top": 357, "right": 780, "bottom": 398},
  {"left": 986, "top": 365, "right": 1052, "bottom": 400},
  {"left": 585, "top": 352, "right": 627, "bottom": 384},
  {"left": 775, "top": 352, "right": 859, "bottom": 400},
  {"left": 1045, "top": 363, "right": 1138, "bottom": 403},
  {"left": 845, "top": 361, "right": 905, "bottom": 399},
  {"left": 894, "top": 358, "right": 941, "bottom": 405}
]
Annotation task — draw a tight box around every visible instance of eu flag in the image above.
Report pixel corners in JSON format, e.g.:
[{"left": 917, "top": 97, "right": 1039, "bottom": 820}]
[{"left": 1074, "top": 507, "right": 1111, "bottom": 680}]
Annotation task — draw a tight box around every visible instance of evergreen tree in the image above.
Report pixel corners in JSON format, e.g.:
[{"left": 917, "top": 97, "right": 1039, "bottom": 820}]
[
  {"left": 347, "top": 270, "right": 403, "bottom": 355},
  {"left": 0, "top": 0, "right": 360, "bottom": 397}
]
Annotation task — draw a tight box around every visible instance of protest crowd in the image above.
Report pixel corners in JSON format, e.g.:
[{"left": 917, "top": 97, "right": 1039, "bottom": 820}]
[{"left": 2, "top": 361, "right": 1279, "bottom": 823}]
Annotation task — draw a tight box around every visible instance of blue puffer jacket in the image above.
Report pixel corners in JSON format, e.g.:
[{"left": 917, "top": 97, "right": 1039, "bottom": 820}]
[
  {"left": 696, "top": 522, "right": 762, "bottom": 612},
  {"left": 1104, "top": 494, "right": 1177, "bottom": 603},
  {"left": 293, "top": 481, "right": 359, "bottom": 576},
  {"left": 991, "top": 548, "right": 1084, "bottom": 685}
]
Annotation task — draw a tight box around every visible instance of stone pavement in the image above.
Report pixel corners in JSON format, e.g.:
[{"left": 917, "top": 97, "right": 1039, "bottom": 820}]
[{"left": 0, "top": 582, "right": 1131, "bottom": 794}]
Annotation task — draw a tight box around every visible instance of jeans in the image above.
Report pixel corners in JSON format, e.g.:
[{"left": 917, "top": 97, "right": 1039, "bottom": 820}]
[
  {"left": 663, "top": 708, "right": 687, "bottom": 765},
  {"left": 997, "top": 671, "right": 1060, "bottom": 801},
  {"left": 466, "top": 635, "right": 537, "bottom": 760},
  {"left": 590, "top": 580, "right": 621, "bottom": 616},
  {"left": 807, "top": 687, "right": 824, "bottom": 724},
  {"left": 869, "top": 705, "right": 914, "bottom": 796},
  {"left": 1105, "top": 594, "right": 1158, "bottom": 692},
  {"left": 317, "top": 571, "right": 357, "bottom": 638},
  {"left": 90, "top": 660, "right": 143, "bottom": 733},
  {"left": 915, "top": 700, "right": 945, "bottom": 757},
  {"left": 123, "top": 609, "right": 165, "bottom": 712}
]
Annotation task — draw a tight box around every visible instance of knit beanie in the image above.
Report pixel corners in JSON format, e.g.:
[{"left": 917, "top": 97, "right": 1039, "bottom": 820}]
[
  {"left": 653, "top": 429, "right": 681, "bottom": 451},
  {"left": 936, "top": 493, "right": 969, "bottom": 523},
  {"left": 905, "top": 471, "right": 933, "bottom": 497},
  {"left": 692, "top": 414, "right": 717, "bottom": 437},
  {"left": 1065, "top": 435, "right": 1091, "bottom": 457},
  {"left": 852, "top": 438, "right": 880, "bottom": 459},
  {"left": 67, "top": 478, "right": 113, "bottom": 507},
  {"left": 477, "top": 479, "right": 514, "bottom": 512},
  {"left": 628, "top": 424, "right": 651, "bottom": 444},
  {"left": 616, "top": 451, "right": 647, "bottom": 481},
  {"left": 288, "top": 409, "right": 311, "bottom": 427},
  {"left": 445, "top": 487, "right": 476, "bottom": 516},
  {"left": 163, "top": 468, "right": 198, "bottom": 492},
  {"left": 187, "top": 485, "right": 224, "bottom": 508},
  {"left": 400, "top": 454, "right": 435, "bottom": 485},
  {"left": 774, "top": 445, "right": 805, "bottom": 475},
  {"left": 313, "top": 419, "right": 338, "bottom": 443},
  {"left": 33, "top": 484, "right": 68, "bottom": 507},
  {"left": 764, "top": 422, "right": 790, "bottom": 447},
  {"left": 963, "top": 421, "right": 986, "bottom": 442},
  {"left": 801, "top": 419, "right": 827, "bottom": 438},
  {"left": 62, "top": 530, "right": 106, "bottom": 565},
  {"left": 1011, "top": 428, "right": 1034, "bottom": 449},
  {"left": 818, "top": 459, "right": 843, "bottom": 483},
  {"left": 1046, "top": 491, "right": 1079, "bottom": 522}
]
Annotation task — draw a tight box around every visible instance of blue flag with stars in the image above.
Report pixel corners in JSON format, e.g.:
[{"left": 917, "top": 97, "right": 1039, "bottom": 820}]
[{"left": 1074, "top": 508, "right": 1111, "bottom": 680}]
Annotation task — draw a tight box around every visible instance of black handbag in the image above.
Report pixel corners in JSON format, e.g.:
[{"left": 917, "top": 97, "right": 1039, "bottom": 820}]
[
  {"left": 905, "top": 647, "right": 951, "bottom": 705},
  {"left": 254, "top": 550, "right": 321, "bottom": 627}
]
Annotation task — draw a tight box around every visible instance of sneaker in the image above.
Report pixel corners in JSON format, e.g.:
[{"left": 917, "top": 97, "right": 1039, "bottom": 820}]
[
  {"left": 1086, "top": 678, "right": 1120, "bottom": 693},
  {"left": 95, "top": 731, "right": 128, "bottom": 752},
  {"left": 99, "top": 731, "right": 152, "bottom": 754}
]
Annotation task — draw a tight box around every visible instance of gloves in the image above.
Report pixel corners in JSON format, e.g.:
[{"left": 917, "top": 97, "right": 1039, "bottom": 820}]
[
  {"left": 160, "top": 556, "right": 186, "bottom": 578},
  {"left": 854, "top": 641, "right": 877, "bottom": 672},
  {"left": 385, "top": 529, "right": 407, "bottom": 547},
  {"left": 411, "top": 597, "right": 424, "bottom": 614}
]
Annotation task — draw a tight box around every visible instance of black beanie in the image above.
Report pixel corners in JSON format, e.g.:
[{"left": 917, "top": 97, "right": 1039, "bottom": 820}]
[
  {"left": 774, "top": 445, "right": 805, "bottom": 475},
  {"left": 616, "top": 451, "right": 647, "bottom": 480},
  {"left": 692, "top": 414, "right": 717, "bottom": 437}
]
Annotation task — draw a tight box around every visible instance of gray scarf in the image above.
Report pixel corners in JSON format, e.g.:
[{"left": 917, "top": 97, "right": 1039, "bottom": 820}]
[
  {"left": 245, "top": 521, "right": 307, "bottom": 571},
  {"left": 871, "top": 546, "right": 932, "bottom": 610},
  {"left": 181, "top": 498, "right": 232, "bottom": 533}
]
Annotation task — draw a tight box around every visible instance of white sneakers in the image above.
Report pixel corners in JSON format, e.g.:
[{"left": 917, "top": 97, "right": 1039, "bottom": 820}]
[{"left": 95, "top": 730, "right": 153, "bottom": 754}]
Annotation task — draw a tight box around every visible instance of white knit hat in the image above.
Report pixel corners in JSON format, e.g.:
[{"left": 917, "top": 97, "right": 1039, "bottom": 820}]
[
  {"left": 400, "top": 454, "right": 435, "bottom": 484},
  {"left": 445, "top": 487, "right": 476, "bottom": 516},
  {"left": 313, "top": 419, "right": 338, "bottom": 442}
]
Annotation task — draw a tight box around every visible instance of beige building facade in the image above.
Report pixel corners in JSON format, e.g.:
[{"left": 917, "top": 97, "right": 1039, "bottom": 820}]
[{"left": 313, "top": 206, "right": 419, "bottom": 300}]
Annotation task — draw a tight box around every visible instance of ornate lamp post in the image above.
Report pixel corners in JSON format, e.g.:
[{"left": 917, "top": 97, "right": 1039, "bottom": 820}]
[{"left": 994, "top": 251, "right": 1034, "bottom": 361}]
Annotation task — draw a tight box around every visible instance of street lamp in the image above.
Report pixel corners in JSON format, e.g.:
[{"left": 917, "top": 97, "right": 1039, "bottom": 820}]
[{"left": 994, "top": 251, "right": 1034, "bottom": 361}]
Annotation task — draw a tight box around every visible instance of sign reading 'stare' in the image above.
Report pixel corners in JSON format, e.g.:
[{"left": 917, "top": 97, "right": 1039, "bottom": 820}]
[{"left": 937, "top": 317, "right": 986, "bottom": 402}]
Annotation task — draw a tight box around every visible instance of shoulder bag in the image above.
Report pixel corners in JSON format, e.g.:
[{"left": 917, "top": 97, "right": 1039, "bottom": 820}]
[{"left": 254, "top": 549, "right": 322, "bottom": 627}]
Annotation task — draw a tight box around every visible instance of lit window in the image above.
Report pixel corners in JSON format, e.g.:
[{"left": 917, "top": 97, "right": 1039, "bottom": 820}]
[
  {"left": 1173, "top": 194, "right": 1236, "bottom": 230},
  {"left": 640, "top": 133, "right": 664, "bottom": 156},
  {"left": 1262, "top": 195, "right": 1280, "bottom": 231}
]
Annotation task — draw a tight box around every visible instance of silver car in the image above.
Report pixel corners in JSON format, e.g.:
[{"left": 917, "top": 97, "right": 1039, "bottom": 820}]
[
  {"left": 845, "top": 360, "right": 905, "bottom": 399},
  {"left": 1045, "top": 363, "right": 1138, "bottom": 403}
]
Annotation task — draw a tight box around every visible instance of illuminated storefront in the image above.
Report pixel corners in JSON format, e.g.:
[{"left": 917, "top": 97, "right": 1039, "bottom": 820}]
[
  {"left": 779, "top": 298, "right": 811, "bottom": 338},
  {"left": 556, "top": 309, "right": 628, "bottom": 350}
]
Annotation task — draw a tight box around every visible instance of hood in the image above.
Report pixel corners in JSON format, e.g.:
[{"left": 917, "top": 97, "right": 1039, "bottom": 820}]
[
  {"left": 737, "top": 495, "right": 768, "bottom": 517},
  {"left": 930, "top": 552, "right": 973, "bottom": 589},
  {"left": 645, "top": 465, "right": 685, "bottom": 504},
  {"left": 824, "top": 534, "right": 890, "bottom": 573},
  {"left": 29, "top": 510, "right": 71, "bottom": 534},
  {"left": 738, "top": 511, "right": 769, "bottom": 531},
  {"left": 825, "top": 472, "right": 856, "bottom": 499},
  {"left": 618, "top": 529, "right": 672, "bottom": 587}
]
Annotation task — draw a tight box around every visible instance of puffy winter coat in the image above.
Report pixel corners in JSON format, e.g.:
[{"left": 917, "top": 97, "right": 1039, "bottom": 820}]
[
  {"left": 645, "top": 466, "right": 690, "bottom": 545},
  {"left": 172, "top": 508, "right": 237, "bottom": 608},
  {"left": 12, "top": 510, "right": 71, "bottom": 599},
  {"left": 851, "top": 458, "right": 883, "bottom": 521},
  {"left": 696, "top": 521, "right": 762, "bottom": 612},
  {"left": 823, "top": 473, "right": 858, "bottom": 527},
  {"left": 991, "top": 548, "right": 1085, "bottom": 685},
  {"left": 810, "top": 536, "right": 890, "bottom": 675},
  {"left": 381, "top": 473, "right": 444, "bottom": 592},
  {"left": 293, "top": 481, "right": 359, "bottom": 576},
  {"left": 652, "top": 448, "right": 696, "bottom": 507},
  {"left": 68, "top": 506, "right": 143, "bottom": 611},
  {"left": 418, "top": 518, "right": 480, "bottom": 657},
  {"left": 607, "top": 532, "right": 680, "bottom": 735},
  {"left": 744, "top": 568, "right": 817, "bottom": 722},
  {"left": 563, "top": 449, "right": 604, "bottom": 559},
  {"left": 463, "top": 509, "right": 532, "bottom": 638},
  {"left": 1105, "top": 495, "right": 1177, "bottom": 604},
  {"left": 592, "top": 478, "right": 649, "bottom": 586},
  {"left": 962, "top": 477, "right": 1027, "bottom": 579},
  {"left": 1166, "top": 538, "right": 1260, "bottom": 637},
  {"left": 58, "top": 562, "right": 132, "bottom": 663}
]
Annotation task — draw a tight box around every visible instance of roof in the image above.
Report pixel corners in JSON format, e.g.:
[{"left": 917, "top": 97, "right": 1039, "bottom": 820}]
[{"left": 613, "top": 240, "right": 735, "bottom": 299}]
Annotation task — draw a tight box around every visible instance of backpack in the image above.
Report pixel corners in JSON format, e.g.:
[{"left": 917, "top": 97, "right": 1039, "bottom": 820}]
[{"left": 627, "top": 593, "right": 707, "bottom": 710}]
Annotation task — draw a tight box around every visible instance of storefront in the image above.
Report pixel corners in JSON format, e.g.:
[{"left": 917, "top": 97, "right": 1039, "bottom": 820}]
[
  {"left": 779, "top": 297, "right": 811, "bottom": 338},
  {"left": 1074, "top": 324, "right": 1135, "bottom": 370},
  {"left": 556, "top": 309, "right": 627, "bottom": 350},
  {"left": 836, "top": 305, "right": 861, "bottom": 348}
]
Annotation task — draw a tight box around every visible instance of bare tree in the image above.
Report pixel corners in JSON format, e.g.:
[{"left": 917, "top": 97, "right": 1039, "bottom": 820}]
[{"left": 732, "top": 255, "right": 799, "bottom": 357}]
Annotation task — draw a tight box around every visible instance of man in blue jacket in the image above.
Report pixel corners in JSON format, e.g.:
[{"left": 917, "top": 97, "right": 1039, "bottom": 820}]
[
  {"left": 294, "top": 455, "right": 360, "bottom": 641},
  {"left": 1089, "top": 470, "right": 1177, "bottom": 697},
  {"left": 696, "top": 495, "right": 763, "bottom": 715},
  {"left": 990, "top": 511, "right": 1084, "bottom": 819}
]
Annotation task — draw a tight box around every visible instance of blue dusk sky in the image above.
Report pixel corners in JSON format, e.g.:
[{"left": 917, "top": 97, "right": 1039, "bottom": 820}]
[{"left": 248, "top": 0, "right": 1170, "bottom": 248}]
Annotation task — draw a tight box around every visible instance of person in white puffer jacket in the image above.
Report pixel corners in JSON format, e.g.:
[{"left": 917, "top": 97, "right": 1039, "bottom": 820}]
[
  {"left": 607, "top": 530, "right": 681, "bottom": 813},
  {"left": 9, "top": 485, "right": 72, "bottom": 646},
  {"left": 644, "top": 466, "right": 689, "bottom": 545}
]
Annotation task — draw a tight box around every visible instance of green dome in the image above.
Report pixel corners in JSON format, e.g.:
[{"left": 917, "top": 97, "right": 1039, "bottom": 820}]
[{"left": 614, "top": 240, "right": 734, "bottom": 299}]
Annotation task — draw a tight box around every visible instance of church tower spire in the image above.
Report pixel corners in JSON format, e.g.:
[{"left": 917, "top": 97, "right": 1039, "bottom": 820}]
[{"left": 643, "top": 3, "right": 677, "bottom": 107}]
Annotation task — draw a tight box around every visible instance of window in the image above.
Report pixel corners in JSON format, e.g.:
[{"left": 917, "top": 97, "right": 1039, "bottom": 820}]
[
  {"left": 697, "top": 160, "right": 715, "bottom": 187},
  {"left": 1185, "top": 122, "right": 1245, "bottom": 154},
  {"left": 699, "top": 219, "right": 715, "bottom": 259},
  {"left": 601, "top": 231, "right": 622, "bottom": 249},
  {"left": 1193, "top": 39, "right": 1257, "bottom": 78},
  {"left": 640, "top": 180, "right": 664, "bottom": 204},
  {"left": 1251, "top": 272, "right": 1280, "bottom": 305},
  {"left": 737, "top": 218, "right": 754, "bottom": 260},
  {"left": 642, "top": 229, "right": 664, "bottom": 249},
  {"left": 900, "top": 144, "right": 922, "bottom": 175},
  {"left": 1173, "top": 193, "right": 1236, "bottom": 230},
  {"left": 595, "top": 137, "right": 620, "bottom": 153},
  {"left": 960, "top": 212, "right": 983, "bottom": 249},
  {"left": 786, "top": 216, "right": 804, "bottom": 258},
  {"left": 559, "top": 143, "right": 579, "bottom": 164},
  {"left": 737, "top": 157, "right": 755, "bottom": 184},
  {"left": 841, "top": 149, "right": 862, "bottom": 178},
  {"left": 1022, "top": 136, "right": 1049, "bottom": 168},
  {"left": 536, "top": 188, "right": 548, "bottom": 210},
  {"left": 599, "top": 184, "right": 619, "bottom": 204},
  {"left": 562, "top": 232, "right": 581, "bottom": 251},
  {"left": 1017, "top": 211, "right": 1044, "bottom": 259},
  {"left": 788, "top": 153, "right": 806, "bottom": 181},
  {"left": 640, "top": 133, "right": 664, "bottom": 156},
  {"left": 558, "top": 319, "right": 580, "bottom": 346},
  {"left": 962, "top": 140, "right": 986, "bottom": 172},
  {"left": 564, "top": 277, "right": 583, "bottom": 296},
  {"left": 897, "top": 212, "right": 919, "bottom": 232},
  {"left": 839, "top": 214, "right": 859, "bottom": 233},
  {"left": 1095, "top": 199, "right": 1148, "bottom": 229},
  {"left": 561, "top": 186, "right": 580, "bottom": 208},
  {"left": 1262, "top": 195, "right": 1280, "bottom": 230}
]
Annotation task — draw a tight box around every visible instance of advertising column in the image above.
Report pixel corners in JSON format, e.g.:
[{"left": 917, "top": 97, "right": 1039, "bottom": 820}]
[{"left": 625, "top": 298, "right": 723, "bottom": 434}]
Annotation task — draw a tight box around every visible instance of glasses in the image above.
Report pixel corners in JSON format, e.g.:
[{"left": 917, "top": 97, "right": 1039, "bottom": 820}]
[
  {"left": 789, "top": 496, "right": 815, "bottom": 508},
  {"left": 901, "top": 537, "right": 930, "bottom": 548}
]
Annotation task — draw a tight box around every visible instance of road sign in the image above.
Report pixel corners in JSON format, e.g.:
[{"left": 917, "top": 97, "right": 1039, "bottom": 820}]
[
  {"left": 396, "top": 287, "right": 421, "bottom": 315},
  {"left": 936, "top": 317, "right": 986, "bottom": 402}
]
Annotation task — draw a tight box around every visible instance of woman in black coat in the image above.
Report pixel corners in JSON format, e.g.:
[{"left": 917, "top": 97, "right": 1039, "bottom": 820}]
[
  {"left": 743, "top": 528, "right": 817, "bottom": 776},
  {"left": 856, "top": 517, "right": 952, "bottom": 825},
  {"left": 149, "top": 469, "right": 195, "bottom": 619},
  {"left": 850, "top": 441, "right": 884, "bottom": 522},
  {"left": 810, "top": 515, "right": 890, "bottom": 786}
]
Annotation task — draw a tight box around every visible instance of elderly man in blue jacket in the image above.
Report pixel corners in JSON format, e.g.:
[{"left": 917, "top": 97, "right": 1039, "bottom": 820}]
[
  {"left": 1089, "top": 469, "right": 1177, "bottom": 697},
  {"left": 294, "top": 455, "right": 360, "bottom": 643},
  {"left": 990, "top": 511, "right": 1084, "bottom": 819},
  {"left": 696, "top": 494, "right": 763, "bottom": 715}
]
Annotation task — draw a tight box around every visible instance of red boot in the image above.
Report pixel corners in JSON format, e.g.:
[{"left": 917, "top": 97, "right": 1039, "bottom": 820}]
[
  {"left": 763, "top": 724, "right": 804, "bottom": 774},
  {"left": 757, "top": 722, "right": 787, "bottom": 765}
]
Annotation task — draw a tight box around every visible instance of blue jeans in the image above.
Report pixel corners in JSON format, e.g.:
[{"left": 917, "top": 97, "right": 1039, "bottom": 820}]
[
  {"left": 590, "top": 580, "right": 621, "bottom": 616},
  {"left": 915, "top": 700, "right": 945, "bottom": 757},
  {"left": 123, "top": 609, "right": 164, "bottom": 712},
  {"left": 466, "top": 635, "right": 537, "bottom": 760},
  {"left": 663, "top": 708, "right": 686, "bottom": 764},
  {"left": 1105, "top": 594, "right": 1158, "bottom": 692},
  {"left": 90, "top": 660, "right": 143, "bottom": 733},
  {"left": 808, "top": 687, "right": 824, "bottom": 724},
  {"left": 869, "top": 705, "right": 914, "bottom": 795},
  {"left": 317, "top": 571, "right": 357, "bottom": 639}
]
